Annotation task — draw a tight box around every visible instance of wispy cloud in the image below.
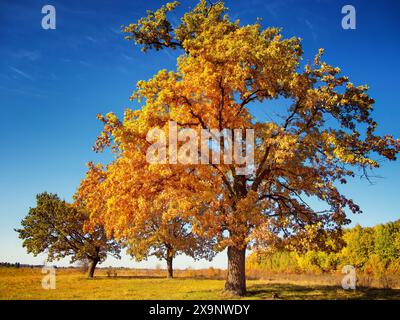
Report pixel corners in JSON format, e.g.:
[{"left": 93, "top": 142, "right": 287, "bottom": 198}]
[
  {"left": 0, "top": 85, "right": 45, "bottom": 98},
  {"left": 8, "top": 66, "right": 34, "bottom": 81},
  {"left": 263, "top": 1, "right": 283, "bottom": 19},
  {"left": 79, "top": 60, "right": 92, "bottom": 68},
  {"left": 110, "top": 26, "right": 123, "bottom": 35},
  {"left": 163, "top": 49, "right": 178, "bottom": 62},
  {"left": 305, "top": 19, "right": 318, "bottom": 41},
  {"left": 14, "top": 50, "right": 41, "bottom": 61},
  {"left": 121, "top": 53, "right": 134, "bottom": 61},
  {"left": 85, "top": 36, "right": 97, "bottom": 43}
]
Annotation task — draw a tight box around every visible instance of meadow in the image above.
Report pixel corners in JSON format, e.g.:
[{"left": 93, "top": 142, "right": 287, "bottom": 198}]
[{"left": 1, "top": 267, "right": 399, "bottom": 300}]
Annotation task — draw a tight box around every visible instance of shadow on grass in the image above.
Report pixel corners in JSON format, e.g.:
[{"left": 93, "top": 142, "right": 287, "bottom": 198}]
[
  {"left": 88, "top": 276, "right": 400, "bottom": 299},
  {"left": 94, "top": 275, "right": 166, "bottom": 280},
  {"left": 246, "top": 283, "right": 400, "bottom": 300},
  {"left": 93, "top": 275, "right": 224, "bottom": 281}
]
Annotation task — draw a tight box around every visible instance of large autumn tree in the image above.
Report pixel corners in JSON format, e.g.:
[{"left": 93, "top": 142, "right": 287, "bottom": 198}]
[
  {"left": 75, "top": 162, "right": 215, "bottom": 278},
  {"left": 89, "top": 0, "right": 399, "bottom": 295},
  {"left": 16, "top": 192, "right": 121, "bottom": 278}
]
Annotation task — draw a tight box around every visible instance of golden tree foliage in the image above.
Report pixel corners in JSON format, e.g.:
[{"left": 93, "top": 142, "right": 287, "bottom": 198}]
[
  {"left": 75, "top": 160, "right": 215, "bottom": 278},
  {"left": 78, "top": 0, "right": 399, "bottom": 294}
]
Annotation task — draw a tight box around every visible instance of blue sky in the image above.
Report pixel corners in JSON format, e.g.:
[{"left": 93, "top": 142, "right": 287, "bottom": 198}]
[{"left": 0, "top": 0, "right": 399, "bottom": 269}]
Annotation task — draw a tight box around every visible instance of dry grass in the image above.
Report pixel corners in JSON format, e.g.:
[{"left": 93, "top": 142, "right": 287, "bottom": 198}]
[{"left": 0, "top": 267, "right": 399, "bottom": 300}]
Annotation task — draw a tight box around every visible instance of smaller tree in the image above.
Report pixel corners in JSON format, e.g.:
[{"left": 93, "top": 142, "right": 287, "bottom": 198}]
[
  {"left": 124, "top": 213, "right": 215, "bottom": 278},
  {"left": 15, "top": 192, "right": 121, "bottom": 278},
  {"left": 75, "top": 161, "right": 216, "bottom": 279}
]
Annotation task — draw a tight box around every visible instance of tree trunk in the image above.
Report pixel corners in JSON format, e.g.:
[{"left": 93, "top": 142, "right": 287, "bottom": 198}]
[
  {"left": 166, "top": 255, "right": 173, "bottom": 278},
  {"left": 225, "top": 245, "right": 246, "bottom": 296},
  {"left": 87, "top": 258, "right": 99, "bottom": 279}
]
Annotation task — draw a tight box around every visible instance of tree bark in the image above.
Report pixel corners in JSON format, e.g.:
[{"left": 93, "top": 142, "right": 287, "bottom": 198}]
[
  {"left": 166, "top": 255, "right": 173, "bottom": 278},
  {"left": 225, "top": 245, "right": 246, "bottom": 296},
  {"left": 87, "top": 258, "right": 99, "bottom": 279}
]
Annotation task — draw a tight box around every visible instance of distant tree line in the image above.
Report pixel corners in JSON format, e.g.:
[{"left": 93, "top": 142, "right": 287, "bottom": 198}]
[
  {"left": 0, "top": 262, "right": 46, "bottom": 268},
  {"left": 247, "top": 220, "right": 400, "bottom": 277}
]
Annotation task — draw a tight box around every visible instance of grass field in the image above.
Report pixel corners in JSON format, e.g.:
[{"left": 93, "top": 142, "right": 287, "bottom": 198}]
[{"left": 0, "top": 268, "right": 399, "bottom": 300}]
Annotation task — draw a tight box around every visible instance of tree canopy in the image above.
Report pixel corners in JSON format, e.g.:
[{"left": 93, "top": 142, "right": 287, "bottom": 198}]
[
  {"left": 75, "top": 162, "right": 215, "bottom": 278},
  {"left": 16, "top": 192, "right": 121, "bottom": 278},
  {"left": 80, "top": 0, "right": 399, "bottom": 294}
]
